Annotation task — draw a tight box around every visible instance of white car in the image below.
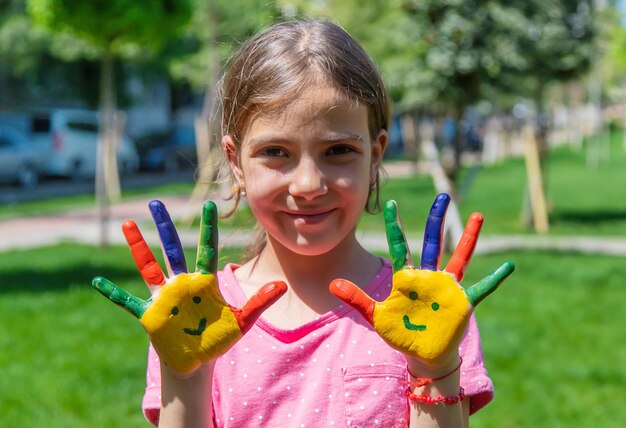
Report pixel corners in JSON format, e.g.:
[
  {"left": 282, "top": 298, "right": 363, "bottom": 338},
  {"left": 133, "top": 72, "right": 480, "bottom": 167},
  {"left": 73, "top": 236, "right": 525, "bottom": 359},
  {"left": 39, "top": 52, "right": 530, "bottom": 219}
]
[
  {"left": 0, "top": 124, "right": 45, "bottom": 188},
  {"left": 30, "top": 109, "right": 139, "bottom": 179}
]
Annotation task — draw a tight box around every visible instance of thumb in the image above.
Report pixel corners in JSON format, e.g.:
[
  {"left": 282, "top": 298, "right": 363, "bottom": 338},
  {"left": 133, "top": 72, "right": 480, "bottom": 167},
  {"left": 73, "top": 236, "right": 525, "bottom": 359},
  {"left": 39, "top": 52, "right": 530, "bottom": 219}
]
[
  {"left": 329, "top": 279, "right": 375, "bottom": 325},
  {"left": 234, "top": 281, "right": 288, "bottom": 333}
]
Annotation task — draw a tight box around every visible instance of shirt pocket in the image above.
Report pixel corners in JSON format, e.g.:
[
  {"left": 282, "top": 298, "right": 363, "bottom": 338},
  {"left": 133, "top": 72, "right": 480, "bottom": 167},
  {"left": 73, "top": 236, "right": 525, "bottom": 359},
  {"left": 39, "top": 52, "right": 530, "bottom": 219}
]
[{"left": 341, "top": 364, "right": 409, "bottom": 428}]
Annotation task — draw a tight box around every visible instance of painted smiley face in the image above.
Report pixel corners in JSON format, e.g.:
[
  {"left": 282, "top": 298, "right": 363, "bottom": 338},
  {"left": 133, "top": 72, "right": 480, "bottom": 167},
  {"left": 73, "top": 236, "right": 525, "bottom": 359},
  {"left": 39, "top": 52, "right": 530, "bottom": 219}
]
[
  {"left": 140, "top": 272, "right": 242, "bottom": 373},
  {"left": 402, "top": 290, "right": 441, "bottom": 331},
  {"left": 372, "top": 269, "right": 471, "bottom": 363}
]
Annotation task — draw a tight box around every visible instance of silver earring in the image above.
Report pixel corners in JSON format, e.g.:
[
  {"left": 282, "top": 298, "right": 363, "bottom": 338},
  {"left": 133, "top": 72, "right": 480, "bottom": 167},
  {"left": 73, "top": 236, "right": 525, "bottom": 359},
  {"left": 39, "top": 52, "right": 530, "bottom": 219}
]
[{"left": 239, "top": 182, "right": 246, "bottom": 198}]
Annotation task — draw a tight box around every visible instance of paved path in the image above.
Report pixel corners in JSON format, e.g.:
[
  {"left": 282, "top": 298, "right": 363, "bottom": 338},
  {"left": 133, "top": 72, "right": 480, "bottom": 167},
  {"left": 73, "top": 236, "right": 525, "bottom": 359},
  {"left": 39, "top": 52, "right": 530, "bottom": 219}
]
[{"left": 2, "top": 194, "right": 626, "bottom": 256}]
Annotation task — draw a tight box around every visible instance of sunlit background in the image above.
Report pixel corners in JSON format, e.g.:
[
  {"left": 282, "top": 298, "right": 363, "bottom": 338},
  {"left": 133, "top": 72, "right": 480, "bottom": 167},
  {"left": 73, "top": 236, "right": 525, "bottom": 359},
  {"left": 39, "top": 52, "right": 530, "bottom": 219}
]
[{"left": 1, "top": 1, "right": 625, "bottom": 427}]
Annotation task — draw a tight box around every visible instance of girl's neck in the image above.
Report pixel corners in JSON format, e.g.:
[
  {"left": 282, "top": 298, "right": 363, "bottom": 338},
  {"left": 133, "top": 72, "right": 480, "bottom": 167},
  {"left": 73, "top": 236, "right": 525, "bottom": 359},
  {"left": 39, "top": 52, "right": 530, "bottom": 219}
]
[{"left": 233, "top": 230, "right": 382, "bottom": 327}]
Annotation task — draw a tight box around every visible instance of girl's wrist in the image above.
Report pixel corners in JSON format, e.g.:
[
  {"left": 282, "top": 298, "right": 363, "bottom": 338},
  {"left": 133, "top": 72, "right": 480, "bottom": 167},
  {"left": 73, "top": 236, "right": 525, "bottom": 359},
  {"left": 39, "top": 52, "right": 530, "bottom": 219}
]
[
  {"left": 405, "top": 353, "right": 461, "bottom": 380},
  {"left": 161, "top": 359, "right": 216, "bottom": 381}
]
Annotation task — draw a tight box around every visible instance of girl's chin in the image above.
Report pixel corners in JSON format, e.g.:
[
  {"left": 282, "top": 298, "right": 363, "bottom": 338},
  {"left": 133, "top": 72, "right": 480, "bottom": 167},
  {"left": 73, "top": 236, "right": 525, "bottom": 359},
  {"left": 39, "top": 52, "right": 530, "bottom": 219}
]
[{"left": 276, "top": 233, "right": 354, "bottom": 257}]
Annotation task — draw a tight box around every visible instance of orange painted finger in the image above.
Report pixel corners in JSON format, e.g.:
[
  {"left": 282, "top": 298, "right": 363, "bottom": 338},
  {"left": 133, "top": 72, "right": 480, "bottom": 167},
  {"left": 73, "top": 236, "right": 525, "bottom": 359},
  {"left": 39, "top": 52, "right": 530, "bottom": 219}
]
[
  {"left": 445, "top": 212, "right": 484, "bottom": 282},
  {"left": 329, "top": 279, "right": 375, "bottom": 325},
  {"left": 122, "top": 220, "right": 166, "bottom": 287},
  {"left": 234, "top": 281, "right": 288, "bottom": 333}
]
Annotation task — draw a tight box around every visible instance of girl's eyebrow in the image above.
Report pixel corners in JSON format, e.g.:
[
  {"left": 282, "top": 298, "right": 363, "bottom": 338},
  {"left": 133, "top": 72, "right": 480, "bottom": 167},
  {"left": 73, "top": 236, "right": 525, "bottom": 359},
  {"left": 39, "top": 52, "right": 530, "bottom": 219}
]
[
  {"left": 246, "top": 135, "right": 288, "bottom": 147},
  {"left": 323, "top": 132, "right": 364, "bottom": 143},
  {"left": 248, "top": 132, "right": 364, "bottom": 146}
]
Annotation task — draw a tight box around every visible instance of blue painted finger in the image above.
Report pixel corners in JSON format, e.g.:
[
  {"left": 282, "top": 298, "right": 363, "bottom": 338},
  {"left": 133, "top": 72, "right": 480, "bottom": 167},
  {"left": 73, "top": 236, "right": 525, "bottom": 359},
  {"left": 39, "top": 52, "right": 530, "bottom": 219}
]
[
  {"left": 149, "top": 200, "right": 187, "bottom": 275},
  {"left": 420, "top": 193, "right": 451, "bottom": 271}
]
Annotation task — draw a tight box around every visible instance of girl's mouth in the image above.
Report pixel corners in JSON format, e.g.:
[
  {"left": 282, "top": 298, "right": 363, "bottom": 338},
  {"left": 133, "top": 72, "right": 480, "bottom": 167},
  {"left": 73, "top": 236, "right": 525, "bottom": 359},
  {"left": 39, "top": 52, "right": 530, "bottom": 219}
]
[{"left": 286, "top": 209, "right": 335, "bottom": 225}]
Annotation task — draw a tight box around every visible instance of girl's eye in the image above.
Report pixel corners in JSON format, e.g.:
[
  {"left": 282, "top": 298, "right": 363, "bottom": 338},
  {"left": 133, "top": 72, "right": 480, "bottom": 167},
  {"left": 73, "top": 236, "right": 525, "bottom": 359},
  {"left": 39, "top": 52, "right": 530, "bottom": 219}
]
[
  {"left": 260, "top": 147, "right": 288, "bottom": 157},
  {"left": 327, "top": 145, "right": 355, "bottom": 156}
]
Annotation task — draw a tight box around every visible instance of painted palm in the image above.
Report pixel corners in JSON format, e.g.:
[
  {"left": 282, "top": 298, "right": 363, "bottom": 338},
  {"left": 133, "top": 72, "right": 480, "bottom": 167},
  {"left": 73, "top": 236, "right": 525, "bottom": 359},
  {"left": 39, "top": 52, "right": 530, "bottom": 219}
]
[
  {"left": 92, "top": 200, "right": 286, "bottom": 374},
  {"left": 330, "top": 194, "right": 514, "bottom": 365}
]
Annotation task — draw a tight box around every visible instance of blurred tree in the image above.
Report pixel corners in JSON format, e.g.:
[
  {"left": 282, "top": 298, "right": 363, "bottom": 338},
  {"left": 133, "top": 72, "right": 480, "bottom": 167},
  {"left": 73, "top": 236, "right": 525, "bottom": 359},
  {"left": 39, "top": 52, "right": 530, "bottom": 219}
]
[
  {"left": 291, "top": 0, "right": 599, "bottom": 234},
  {"left": 167, "top": 0, "right": 283, "bottom": 224},
  {"left": 601, "top": 4, "right": 626, "bottom": 104},
  {"left": 503, "top": 1, "right": 596, "bottom": 230},
  {"left": 291, "top": 0, "right": 527, "bottom": 185},
  {"left": 27, "top": 0, "right": 192, "bottom": 246}
]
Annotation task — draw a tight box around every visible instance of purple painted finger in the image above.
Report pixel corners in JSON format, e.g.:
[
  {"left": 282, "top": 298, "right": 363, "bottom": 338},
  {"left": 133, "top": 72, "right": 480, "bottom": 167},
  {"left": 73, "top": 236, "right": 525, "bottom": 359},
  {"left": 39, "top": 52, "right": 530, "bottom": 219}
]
[
  {"left": 149, "top": 200, "right": 187, "bottom": 275},
  {"left": 420, "top": 193, "right": 451, "bottom": 271}
]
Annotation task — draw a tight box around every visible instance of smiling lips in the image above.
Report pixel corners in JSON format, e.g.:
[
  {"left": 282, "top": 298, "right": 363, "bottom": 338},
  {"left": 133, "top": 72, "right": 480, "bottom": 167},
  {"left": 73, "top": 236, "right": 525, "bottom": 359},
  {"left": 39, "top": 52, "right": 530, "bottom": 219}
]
[{"left": 285, "top": 208, "right": 336, "bottom": 225}]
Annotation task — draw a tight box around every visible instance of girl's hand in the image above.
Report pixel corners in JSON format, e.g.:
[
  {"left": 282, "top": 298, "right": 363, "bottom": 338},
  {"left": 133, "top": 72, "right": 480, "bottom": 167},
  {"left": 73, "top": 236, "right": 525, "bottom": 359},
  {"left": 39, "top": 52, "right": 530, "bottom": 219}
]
[
  {"left": 92, "top": 200, "right": 287, "bottom": 375},
  {"left": 329, "top": 194, "right": 514, "bottom": 370}
]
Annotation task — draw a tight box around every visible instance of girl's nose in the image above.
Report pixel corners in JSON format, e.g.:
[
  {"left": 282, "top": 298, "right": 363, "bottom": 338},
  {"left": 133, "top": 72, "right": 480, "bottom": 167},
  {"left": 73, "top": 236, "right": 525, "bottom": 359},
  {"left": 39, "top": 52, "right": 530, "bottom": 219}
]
[{"left": 288, "top": 158, "right": 328, "bottom": 200}]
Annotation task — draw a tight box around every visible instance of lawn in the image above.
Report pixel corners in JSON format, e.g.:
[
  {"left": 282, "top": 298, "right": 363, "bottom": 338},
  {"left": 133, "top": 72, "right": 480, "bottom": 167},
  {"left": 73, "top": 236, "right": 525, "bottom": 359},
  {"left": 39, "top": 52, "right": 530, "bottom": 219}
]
[
  {"left": 358, "top": 129, "right": 626, "bottom": 236},
  {"left": 0, "top": 244, "right": 624, "bottom": 427}
]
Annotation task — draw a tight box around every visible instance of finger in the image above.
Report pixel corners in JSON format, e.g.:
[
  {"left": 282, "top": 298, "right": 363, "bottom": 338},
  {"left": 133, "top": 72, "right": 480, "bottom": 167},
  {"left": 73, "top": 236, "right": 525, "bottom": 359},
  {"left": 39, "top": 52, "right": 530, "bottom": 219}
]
[
  {"left": 466, "top": 261, "right": 515, "bottom": 307},
  {"left": 445, "top": 212, "right": 484, "bottom": 282},
  {"left": 92, "top": 276, "right": 148, "bottom": 319},
  {"left": 122, "top": 220, "right": 166, "bottom": 287},
  {"left": 196, "top": 200, "right": 218, "bottom": 274},
  {"left": 233, "top": 281, "right": 288, "bottom": 333},
  {"left": 420, "top": 193, "right": 451, "bottom": 271},
  {"left": 329, "top": 279, "right": 375, "bottom": 325},
  {"left": 149, "top": 200, "right": 187, "bottom": 275},
  {"left": 384, "top": 200, "right": 412, "bottom": 272}
]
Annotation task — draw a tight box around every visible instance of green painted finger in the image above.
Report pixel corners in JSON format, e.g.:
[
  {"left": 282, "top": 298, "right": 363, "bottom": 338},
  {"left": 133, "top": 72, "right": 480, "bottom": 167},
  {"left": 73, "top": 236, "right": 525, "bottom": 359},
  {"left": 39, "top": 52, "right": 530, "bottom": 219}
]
[
  {"left": 92, "top": 276, "right": 149, "bottom": 319},
  {"left": 466, "top": 261, "right": 515, "bottom": 307},
  {"left": 384, "top": 200, "right": 412, "bottom": 272},
  {"left": 196, "top": 200, "right": 218, "bottom": 274}
]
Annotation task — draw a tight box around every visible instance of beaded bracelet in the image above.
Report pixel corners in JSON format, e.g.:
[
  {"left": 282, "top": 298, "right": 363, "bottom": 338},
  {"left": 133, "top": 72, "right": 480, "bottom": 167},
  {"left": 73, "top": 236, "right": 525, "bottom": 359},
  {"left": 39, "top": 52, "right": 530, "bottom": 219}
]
[
  {"left": 406, "top": 386, "right": 465, "bottom": 405},
  {"left": 403, "top": 357, "right": 463, "bottom": 388},
  {"left": 402, "top": 357, "right": 464, "bottom": 405}
]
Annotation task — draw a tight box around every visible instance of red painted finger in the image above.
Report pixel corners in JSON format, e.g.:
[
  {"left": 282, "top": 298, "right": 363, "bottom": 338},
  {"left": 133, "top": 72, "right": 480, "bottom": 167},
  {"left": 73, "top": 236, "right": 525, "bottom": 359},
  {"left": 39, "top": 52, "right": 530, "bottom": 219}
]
[
  {"left": 329, "top": 279, "right": 375, "bottom": 325},
  {"left": 445, "top": 212, "right": 484, "bottom": 282},
  {"left": 122, "top": 220, "right": 166, "bottom": 287},
  {"left": 234, "top": 281, "right": 288, "bottom": 333}
]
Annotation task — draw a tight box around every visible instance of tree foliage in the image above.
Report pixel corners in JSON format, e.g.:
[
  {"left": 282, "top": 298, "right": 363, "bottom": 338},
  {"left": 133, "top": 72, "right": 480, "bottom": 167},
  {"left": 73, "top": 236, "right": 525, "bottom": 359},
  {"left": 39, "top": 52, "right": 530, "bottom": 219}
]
[
  {"left": 168, "top": 0, "right": 282, "bottom": 91},
  {"left": 27, "top": 0, "right": 192, "bottom": 55}
]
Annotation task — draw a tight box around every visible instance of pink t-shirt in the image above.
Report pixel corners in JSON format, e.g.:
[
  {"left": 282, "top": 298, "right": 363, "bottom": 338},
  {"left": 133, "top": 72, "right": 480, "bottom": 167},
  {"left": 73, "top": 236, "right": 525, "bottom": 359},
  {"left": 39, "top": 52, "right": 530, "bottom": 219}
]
[{"left": 143, "top": 260, "right": 494, "bottom": 426}]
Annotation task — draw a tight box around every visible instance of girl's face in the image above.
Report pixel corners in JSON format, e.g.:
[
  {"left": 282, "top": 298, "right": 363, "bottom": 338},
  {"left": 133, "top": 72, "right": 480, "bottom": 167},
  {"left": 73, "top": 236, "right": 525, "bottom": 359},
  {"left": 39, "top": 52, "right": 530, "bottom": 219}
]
[{"left": 224, "top": 85, "right": 387, "bottom": 256}]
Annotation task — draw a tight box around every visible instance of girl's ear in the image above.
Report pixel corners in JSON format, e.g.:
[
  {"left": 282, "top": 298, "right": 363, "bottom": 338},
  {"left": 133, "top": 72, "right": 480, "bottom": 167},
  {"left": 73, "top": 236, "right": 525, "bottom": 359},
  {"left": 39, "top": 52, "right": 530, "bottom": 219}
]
[
  {"left": 222, "top": 135, "right": 245, "bottom": 184},
  {"left": 371, "top": 129, "right": 388, "bottom": 175}
]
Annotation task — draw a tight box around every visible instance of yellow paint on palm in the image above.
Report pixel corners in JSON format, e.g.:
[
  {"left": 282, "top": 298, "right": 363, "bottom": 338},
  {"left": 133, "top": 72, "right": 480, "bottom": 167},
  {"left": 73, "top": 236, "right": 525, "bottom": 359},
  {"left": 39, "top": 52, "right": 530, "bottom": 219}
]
[
  {"left": 373, "top": 269, "right": 470, "bottom": 362},
  {"left": 140, "top": 272, "right": 242, "bottom": 373}
]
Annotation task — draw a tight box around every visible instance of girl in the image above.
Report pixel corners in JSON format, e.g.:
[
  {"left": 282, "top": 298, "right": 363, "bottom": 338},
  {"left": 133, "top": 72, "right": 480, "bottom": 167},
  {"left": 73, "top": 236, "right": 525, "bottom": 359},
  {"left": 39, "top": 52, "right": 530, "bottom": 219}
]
[{"left": 93, "top": 19, "right": 513, "bottom": 428}]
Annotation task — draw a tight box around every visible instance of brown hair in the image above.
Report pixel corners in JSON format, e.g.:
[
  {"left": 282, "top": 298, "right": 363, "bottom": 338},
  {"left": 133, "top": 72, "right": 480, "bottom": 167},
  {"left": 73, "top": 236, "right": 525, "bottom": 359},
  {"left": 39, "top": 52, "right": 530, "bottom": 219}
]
[{"left": 215, "top": 19, "right": 390, "bottom": 259}]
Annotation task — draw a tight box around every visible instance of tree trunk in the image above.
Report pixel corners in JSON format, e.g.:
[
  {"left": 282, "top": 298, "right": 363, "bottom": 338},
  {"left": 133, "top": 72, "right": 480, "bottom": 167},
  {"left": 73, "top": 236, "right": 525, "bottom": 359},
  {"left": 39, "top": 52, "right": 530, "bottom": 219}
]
[
  {"left": 521, "top": 83, "right": 550, "bottom": 231},
  {"left": 182, "top": 14, "right": 223, "bottom": 225},
  {"left": 521, "top": 124, "right": 549, "bottom": 234},
  {"left": 96, "top": 50, "right": 113, "bottom": 247}
]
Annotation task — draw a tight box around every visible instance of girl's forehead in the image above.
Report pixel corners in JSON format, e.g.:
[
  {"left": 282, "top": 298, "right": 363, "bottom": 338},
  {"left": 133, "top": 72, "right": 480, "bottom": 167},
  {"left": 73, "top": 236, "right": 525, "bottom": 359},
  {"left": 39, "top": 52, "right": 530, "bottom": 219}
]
[{"left": 253, "top": 85, "right": 363, "bottom": 124}]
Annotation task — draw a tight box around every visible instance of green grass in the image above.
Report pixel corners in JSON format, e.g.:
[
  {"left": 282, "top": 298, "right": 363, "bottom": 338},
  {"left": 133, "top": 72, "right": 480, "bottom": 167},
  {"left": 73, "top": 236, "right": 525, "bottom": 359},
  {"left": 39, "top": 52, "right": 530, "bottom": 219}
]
[
  {"left": 358, "top": 129, "right": 626, "bottom": 236},
  {"left": 1, "top": 244, "right": 625, "bottom": 427},
  {"left": 0, "top": 244, "right": 241, "bottom": 428},
  {"left": 460, "top": 130, "right": 626, "bottom": 236}
]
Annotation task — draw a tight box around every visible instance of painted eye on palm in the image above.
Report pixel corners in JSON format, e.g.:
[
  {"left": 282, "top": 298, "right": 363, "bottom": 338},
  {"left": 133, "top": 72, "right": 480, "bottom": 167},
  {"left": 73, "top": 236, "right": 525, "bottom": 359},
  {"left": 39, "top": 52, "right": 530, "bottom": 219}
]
[
  {"left": 330, "top": 194, "right": 515, "bottom": 364},
  {"left": 91, "top": 200, "right": 287, "bottom": 374}
]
